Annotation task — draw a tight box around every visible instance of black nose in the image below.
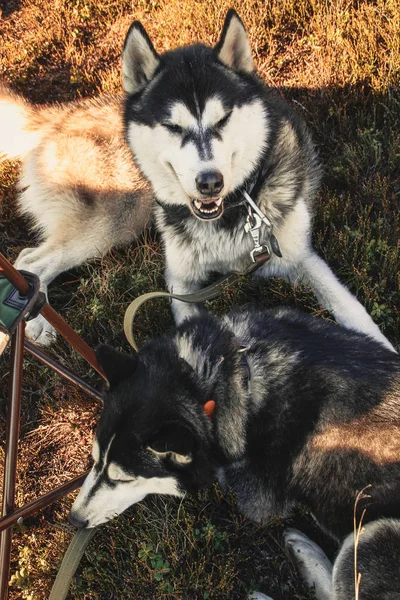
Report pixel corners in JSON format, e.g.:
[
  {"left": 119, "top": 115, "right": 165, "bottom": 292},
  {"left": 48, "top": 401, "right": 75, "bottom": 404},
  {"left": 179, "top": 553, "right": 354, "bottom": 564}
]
[
  {"left": 195, "top": 170, "right": 224, "bottom": 196},
  {"left": 68, "top": 511, "right": 89, "bottom": 529}
]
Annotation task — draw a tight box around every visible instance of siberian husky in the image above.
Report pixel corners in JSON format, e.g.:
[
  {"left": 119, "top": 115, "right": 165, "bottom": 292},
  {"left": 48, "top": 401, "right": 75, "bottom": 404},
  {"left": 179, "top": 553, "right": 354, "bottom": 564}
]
[
  {"left": 0, "top": 11, "right": 395, "bottom": 352},
  {"left": 121, "top": 10, "right": 395, "bottom": 352},
  {"left": 69, "top": 306, "right": 400, "bottom": 598}
]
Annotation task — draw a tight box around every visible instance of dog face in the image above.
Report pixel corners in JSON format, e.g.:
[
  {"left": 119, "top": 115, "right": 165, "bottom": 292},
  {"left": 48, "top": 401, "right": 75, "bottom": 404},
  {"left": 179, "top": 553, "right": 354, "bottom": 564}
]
[
  {"left": 69, "top": 343, "right": 215, "bottom": 528},
  {"left": 123, "top": 10, "right": 268, "bottom": 221}
]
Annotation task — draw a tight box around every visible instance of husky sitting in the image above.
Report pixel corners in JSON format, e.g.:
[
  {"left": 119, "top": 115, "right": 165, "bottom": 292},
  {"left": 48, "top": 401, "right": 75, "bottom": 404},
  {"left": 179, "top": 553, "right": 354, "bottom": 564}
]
[
  {"left": 0, "top": 11, "right": 395, "bottom": 352},
  {"left": 69, "top": 306, "right": 400, "bottom": 598}
]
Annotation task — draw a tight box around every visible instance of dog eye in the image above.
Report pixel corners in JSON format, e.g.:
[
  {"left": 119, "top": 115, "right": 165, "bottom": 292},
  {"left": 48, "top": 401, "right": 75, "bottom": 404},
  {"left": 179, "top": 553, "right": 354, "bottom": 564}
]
[
  {"left": 163, "top": 123, "right": 183, "bottom": 135},
  {"left": 108, "top": 473, "right": 136, "bottom": 483},
  {"left": 215, "top": 112, "right": 232, "bottom": 129}
]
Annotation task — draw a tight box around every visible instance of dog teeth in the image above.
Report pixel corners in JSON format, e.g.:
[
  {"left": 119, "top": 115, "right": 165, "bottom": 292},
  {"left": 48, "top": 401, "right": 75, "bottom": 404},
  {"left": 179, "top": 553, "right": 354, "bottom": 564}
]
[{"left": 193, "top": 198, "right": 223, "bottom": 214}]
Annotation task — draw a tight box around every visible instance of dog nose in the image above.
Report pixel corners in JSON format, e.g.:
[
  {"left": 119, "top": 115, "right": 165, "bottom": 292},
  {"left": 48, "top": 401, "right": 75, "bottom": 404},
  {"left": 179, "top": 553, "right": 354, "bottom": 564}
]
[
  {"left": 68, "top": 511, "right": 89, "bottom": 529},
  {"left": 195, "top": 170, "right": 224, "bottom": 196}
]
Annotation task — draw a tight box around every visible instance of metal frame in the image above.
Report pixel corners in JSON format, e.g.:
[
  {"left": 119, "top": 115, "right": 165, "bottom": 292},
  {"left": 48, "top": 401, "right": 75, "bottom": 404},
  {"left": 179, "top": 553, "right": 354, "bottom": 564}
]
[{"left": 0, "top": 252, "right": 105, "bottom": 599}]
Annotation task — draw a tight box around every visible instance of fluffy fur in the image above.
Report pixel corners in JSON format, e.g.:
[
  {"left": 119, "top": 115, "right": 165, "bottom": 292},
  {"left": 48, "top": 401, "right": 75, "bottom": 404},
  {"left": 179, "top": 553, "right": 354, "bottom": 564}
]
[
  {"left": 0, "top": 86, "right": 153, "bottom": 343},
  {"left": 69, "top": 306, "right": 400, "bottom": 598},
  {"left": 122, "top": 10, "right": 395, "bottom": 352},
  {"left": 0, "top": 11, "right": 395, "bottom": 352}
]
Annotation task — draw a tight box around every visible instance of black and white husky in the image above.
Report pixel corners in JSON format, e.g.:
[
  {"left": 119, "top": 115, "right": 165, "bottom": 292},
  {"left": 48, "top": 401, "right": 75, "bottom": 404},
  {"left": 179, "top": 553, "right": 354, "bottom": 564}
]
[
  {"left": 69, "top": 307, "right": 400, "bottom": 598},
  {"left": 121, "top": 10, "right": 395, "bottom": 352},
  {"left": 0, "top": 11, "right": 395, "bottom": 352}
]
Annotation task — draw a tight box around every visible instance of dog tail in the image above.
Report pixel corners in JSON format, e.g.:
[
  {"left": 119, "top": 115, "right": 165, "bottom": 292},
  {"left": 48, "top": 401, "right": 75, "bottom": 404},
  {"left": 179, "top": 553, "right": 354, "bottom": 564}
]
[{"left": 0, "top": 83, "right": 46, "bottom": 161}]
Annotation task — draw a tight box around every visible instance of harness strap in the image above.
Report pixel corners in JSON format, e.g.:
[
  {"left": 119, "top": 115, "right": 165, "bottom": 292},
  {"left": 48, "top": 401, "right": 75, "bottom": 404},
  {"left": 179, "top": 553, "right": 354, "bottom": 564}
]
[
  {"left": 124, "top": 252, "right": 270, "bottom": 351},
  {"left": 49, "top": 527, "right": 97, "bottom": 600}
]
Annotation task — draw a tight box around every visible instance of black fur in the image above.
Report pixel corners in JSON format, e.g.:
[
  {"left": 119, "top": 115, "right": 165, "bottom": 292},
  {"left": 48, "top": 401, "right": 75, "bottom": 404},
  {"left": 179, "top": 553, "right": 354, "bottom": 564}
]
[{"left": 96, "top": 307, "right": 400, "bottom": 540}]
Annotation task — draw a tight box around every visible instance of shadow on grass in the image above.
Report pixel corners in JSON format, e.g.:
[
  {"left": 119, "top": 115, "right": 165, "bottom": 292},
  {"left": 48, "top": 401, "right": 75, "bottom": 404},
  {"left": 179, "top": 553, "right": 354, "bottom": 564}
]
[{"left": 0, "top": 76, "right": 399, "bottom": 600}]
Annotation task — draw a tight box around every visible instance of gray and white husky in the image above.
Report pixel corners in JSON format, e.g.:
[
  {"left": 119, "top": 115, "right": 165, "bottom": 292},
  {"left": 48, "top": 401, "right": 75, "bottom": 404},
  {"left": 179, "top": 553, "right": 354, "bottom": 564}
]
[
  {"left": 0, "top": 10, "right": 395, "bottom": 352},
  {"left": 69, "top": 306, "right": 400, "bottom": 598}
]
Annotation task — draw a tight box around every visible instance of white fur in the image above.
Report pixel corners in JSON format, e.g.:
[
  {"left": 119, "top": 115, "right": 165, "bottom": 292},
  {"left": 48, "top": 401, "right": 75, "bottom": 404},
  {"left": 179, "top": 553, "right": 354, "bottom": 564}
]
[
  {"left": 71, "top": 470, "right": 181, "bottom": 528},
  {"left": 0, "top": 100, "right": 42, "bottom": 159},
  {"left": 70, "top": 436, "right": 182, "bottom": 528},
  {"left": 161, "top": 194, "right": 395, "bottom": 352},
  {"left": 128, "top": 98, "right": 268, "bottom": 209},
  {"left": 284, "top": 529, "right": 333, "bottom": 600}
]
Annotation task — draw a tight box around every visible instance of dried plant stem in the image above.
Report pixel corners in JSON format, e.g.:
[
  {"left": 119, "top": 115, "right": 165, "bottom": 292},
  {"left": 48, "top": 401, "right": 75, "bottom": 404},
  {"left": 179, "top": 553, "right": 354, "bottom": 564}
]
[{"left": 353, "top": 485, "right": 372, "bottom": 600}]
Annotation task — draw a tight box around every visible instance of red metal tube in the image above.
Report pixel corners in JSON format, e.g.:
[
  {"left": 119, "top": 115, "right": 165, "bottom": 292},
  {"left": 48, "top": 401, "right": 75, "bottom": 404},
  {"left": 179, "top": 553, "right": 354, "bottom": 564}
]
[
  {"left": 24, "top": 340, "right": 103, "bottom": 402},
  {"left": 0, "top": 471, "right": 89, "bottom": 533},
  {"left": 0, "top": 322, "right": 25, "bottom": 599}
]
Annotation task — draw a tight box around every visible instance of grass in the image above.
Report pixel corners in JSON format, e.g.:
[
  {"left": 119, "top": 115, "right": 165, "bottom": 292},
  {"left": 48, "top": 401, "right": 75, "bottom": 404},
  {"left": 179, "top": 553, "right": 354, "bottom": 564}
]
[{"left": 0, "top": 0, "right": 399, "bottom": 598}]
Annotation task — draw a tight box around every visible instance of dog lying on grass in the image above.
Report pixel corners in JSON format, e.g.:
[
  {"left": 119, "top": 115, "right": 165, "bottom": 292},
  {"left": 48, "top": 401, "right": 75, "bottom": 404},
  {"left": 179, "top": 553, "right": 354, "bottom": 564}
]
[{"left": 69, "top": 306, "right": 400, "bottom": 598}]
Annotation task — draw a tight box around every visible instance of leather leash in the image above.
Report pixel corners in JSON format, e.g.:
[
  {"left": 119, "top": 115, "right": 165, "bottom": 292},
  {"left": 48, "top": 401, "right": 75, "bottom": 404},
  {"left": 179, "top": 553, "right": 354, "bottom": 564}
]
[
  {"left": 49, "top": 527, "right": 96, "bottom": 600},
  {"left": 124, "top": 252, "right": 270, "bottom": 351}
]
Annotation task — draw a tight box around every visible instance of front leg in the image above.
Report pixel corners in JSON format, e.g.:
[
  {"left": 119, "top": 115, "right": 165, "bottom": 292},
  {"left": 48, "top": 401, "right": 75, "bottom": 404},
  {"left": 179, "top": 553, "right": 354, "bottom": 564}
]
[
  {"left": 284, "top": 529, "right": 333, "bottom": 600},
  {"left": 165, "top": 266, "right": 207, "bottom": 324},
  {"left": 164, "top": 238, "right": 212, "bottom": 324},
  {"left": 296, "top": 251, "right": 396, "bottom": 352}
]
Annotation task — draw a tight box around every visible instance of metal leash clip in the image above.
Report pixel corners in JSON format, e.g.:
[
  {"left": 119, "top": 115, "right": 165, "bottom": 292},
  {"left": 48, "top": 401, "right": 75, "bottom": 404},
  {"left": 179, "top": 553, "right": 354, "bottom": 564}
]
[
  {"left": 244, "top": 210, "right": 269, "bottom": 262},
  {"left": 243, "top": 190, "right": 282, "bottom": 259}
]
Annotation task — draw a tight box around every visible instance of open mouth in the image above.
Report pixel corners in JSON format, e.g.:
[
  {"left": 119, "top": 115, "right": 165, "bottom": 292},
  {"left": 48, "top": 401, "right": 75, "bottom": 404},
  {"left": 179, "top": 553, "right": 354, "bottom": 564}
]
[{"left": 191, "top": 197, "right": 224, "bottom": 220}]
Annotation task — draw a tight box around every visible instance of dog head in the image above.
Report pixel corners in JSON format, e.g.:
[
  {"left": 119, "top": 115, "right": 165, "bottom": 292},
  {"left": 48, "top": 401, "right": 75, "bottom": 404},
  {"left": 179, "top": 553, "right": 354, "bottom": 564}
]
[
  {"left": 69, "top": 340, "right": 216, "bottom": 528},
  {"left": 122, "top": 9, "right": 268, "bottom": 221}
]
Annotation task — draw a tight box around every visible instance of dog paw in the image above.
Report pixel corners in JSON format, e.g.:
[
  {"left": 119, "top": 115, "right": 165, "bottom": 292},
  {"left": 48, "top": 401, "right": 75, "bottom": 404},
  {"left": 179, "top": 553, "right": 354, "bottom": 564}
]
[
  {"left": 334, "top": 301, "right": 396, "bottom": 353},
  {"left": 248, "top": 592, "right": 273, "bottom": 600},
  {"left": 284, "top": 529, "right": 333, "bottom": 600},
  {"left": 25, "top": 314, "right": 57, "bottom": 346},
  {"left": 15, "top": 247, "right": 36, "bottom": 267}
]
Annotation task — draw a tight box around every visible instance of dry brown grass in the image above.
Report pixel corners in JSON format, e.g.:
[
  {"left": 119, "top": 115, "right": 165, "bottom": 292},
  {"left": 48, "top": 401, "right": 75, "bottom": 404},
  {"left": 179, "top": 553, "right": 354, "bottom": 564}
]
[{"left": 1, "top": 0, "right": 399, "bottom": 598}]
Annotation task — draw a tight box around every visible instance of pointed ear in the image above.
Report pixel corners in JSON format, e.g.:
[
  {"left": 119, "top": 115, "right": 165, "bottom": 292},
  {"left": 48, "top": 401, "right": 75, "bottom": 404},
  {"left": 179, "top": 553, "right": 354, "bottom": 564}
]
[
  {"left": 148, "top": 424, "right": 194, "bottom": 466},
  {"left": 215, "top": 9, "right": 255, "bottom": 73},
  {"left": 96, "top": 344, "right": 138, "bottom": 387},
  {"left": 122, "top": 21, "right": 161, "bottom": 94}
]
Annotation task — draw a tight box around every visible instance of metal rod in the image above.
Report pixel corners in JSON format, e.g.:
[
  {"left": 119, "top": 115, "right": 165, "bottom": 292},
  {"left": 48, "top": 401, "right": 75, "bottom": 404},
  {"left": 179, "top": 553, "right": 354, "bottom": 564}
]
[
  {"left": 0, "top": 471, "right": 89, "bottom": 533},
  {"left": 0, "top": 254, "right": 29, "bottom": 296},
  {"left": 0, "top": 529, "right": 11, "bottom": 600},
  {"left": 0, "top": 322, "right": 25, "bottom": 600},
  {"left": 0, "top": 252, "right": 101, "bottom": 597},
  {"left": 39, "top": 304, "right": 106, "bottom": 379},
  {"left": 0, "top": 252, "right": 105, "bottom": 379},
  {"left": 24, "top": 341, "right": 103, "bottom": 403},
  {"left": 242, "top": 190, "right": 272, "bottom": 227}
]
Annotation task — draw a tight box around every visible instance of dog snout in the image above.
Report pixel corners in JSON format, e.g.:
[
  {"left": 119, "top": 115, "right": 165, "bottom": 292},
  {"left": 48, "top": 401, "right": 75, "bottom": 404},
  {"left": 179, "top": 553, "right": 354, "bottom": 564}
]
[
  {"left": 195, "top": 170, "right": 224, "bottom": 196},
  {"left": 68, "top": 510, "right": 89, "bottom": 529}
]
